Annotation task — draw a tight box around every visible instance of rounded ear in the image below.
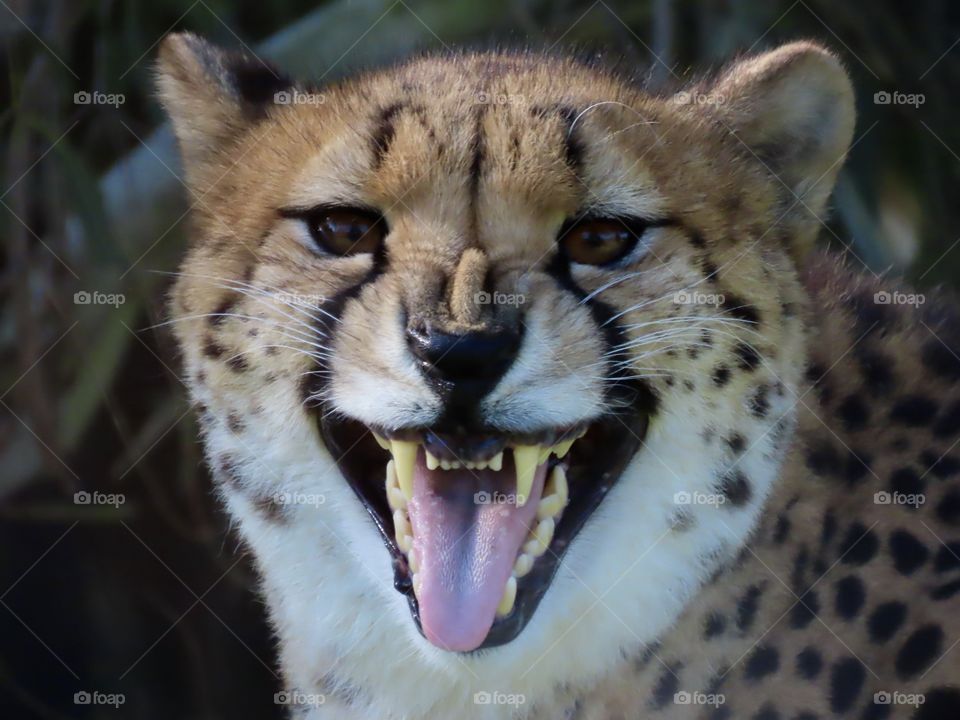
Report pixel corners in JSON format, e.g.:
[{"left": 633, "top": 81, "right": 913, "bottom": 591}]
[
  {"left": 155, "top": 32, "right": 291, "bottom": 180},
  {"left": 697, "top": 42, "right": 855, "bottom": 256}
]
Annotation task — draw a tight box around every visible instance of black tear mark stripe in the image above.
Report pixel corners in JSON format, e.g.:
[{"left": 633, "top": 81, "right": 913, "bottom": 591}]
[
  {"left": 555, "top": 105, "right": 585, "bottom": 174},
  {"left": 469, "top": 104, "right": 486, "bottom": 202},
  {"left": 371, "top": 102, "right": 407, "bottom": 169}
]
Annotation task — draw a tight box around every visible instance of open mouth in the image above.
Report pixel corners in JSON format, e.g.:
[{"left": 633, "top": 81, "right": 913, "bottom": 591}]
[{"left": 318, "top": 407, "right": 649, "bottom": 652}]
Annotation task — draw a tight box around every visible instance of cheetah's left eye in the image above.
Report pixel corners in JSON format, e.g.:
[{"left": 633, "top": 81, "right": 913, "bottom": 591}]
[{"left": 558, "top": 217, "right": 644, "bottom": 266}]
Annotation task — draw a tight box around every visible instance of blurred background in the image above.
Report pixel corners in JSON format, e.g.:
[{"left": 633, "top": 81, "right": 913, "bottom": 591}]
[{"left": 1, "top": 0, "right": 958, "bottom": 717}]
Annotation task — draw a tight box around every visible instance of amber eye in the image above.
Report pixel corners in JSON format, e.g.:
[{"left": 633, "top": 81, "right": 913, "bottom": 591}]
[
  {"left": 296, "top": 207, "right": 387, "bottom": 256},
  {"left": 558, "top": 217, "right": 645, "bottom": 266}
]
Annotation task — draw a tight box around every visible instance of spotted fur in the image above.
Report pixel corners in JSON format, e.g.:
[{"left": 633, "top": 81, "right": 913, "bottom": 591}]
[{"left": 157, "top": 34, "right": 960, "bottom": 719}]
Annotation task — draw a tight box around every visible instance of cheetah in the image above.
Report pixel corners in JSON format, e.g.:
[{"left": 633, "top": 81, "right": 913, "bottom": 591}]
[{"left": 156, "top": 33, "right": 960, "bottom": 719}]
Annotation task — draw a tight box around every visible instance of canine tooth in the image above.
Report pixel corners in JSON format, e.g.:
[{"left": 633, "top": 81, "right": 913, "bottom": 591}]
[
  {"left": 513, "top": 445, "right": 540, "bottom": 507},
  {"left": 548, "top": 464, "right": 568, "bottom": 507},
  {"left": 513, "top": 553, "right": 533, "bottom": 578},
  {"left": 524, "top": 517, "right": 555, "bottom": 557},
  {"left": 374, "top": 433, "right": 391, "bottom": 450},
  {"left": 386, "top": 460, "right": 405, "bottom": 511},
  {"left": 409, "top": 548, "right": 419, "bottom": 574},
  {"left": 489, "top": 451, "right": 504, "bottom": 472},
  {"left": 496, "top": 576, "right": 517, "bottom": 617},
  {"left": 553, "top": 438, "right": 575, "bottom": 459},
  {"left": 390, "top": 441, "right": 417, "bottom": 500},
  {"left": 425, "top": 451, "right": 440, "bottom": 470},
  {"left": 537, "top": 494, "right": 564, "bottom": 520}
]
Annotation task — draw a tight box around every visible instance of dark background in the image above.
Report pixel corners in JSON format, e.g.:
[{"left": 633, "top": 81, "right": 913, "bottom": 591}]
[{"left": 2, "top": 1, "right": 959, "bottom": 717}]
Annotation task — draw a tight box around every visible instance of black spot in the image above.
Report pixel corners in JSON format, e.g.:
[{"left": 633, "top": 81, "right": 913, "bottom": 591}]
[
  {"left": 890, "top": 467, "right": 925, "bottom": 500},
  {"left": 837, "top": 394, "right": 870, "bottom": 431},
  {"left": 890, "top": 396, "right": 939, "bottom": 427},
  {"left": 684, "top": 380, "right": 696, "bottom": 392},
  {"left": 839, "top": 523, "right": 879, "bottom": 565},
  {"left": 888, "top": 530, "right": 929, "bottom": 575},
  {"left": 922, "top": 451, "right": 960, "bottom": 479},
  {"left": 371, "top": 102, "right": 405, "bottom": 168},
  {"left": 790, "top": 590, "right": 819, "bottom": 629},
  {"left": 933, "top": 543, "right": 960, "bottom": 573},
  {"left": 793, "top": 713, "right": 819, "bottom": 720},
  {"left": 226, "top": 353, "right": 249, "bottom": 373},
  {"left": 821, "top": 510, "right": 838, "bottom": 547},
  {"left": 744, "top": 645, "right": 779, "bottom": 681},
  {"left": 718, "top": 470, "right": 752, "bottom": 507},
  {"left": 749, "top": 385, "right": 770, "bottom": 418},
  {"left": 921, "top": 338, "right": 960, "bottom": 380},
  {"left": 834, "top": 575, "right": 865, "bottom": 619},
  {"left": 704, "top": 611, "right": 726, "bottom": 639},
  {"left": 914, "top": 688, "right": 960, "bottom": 720},
  {"left": 752, "top": 704, "right": 780, "bottom": 720},
  {"left": 650, "top": 665, "right": 681, "bottom": 708},
  {"left": 868, "top": 601, "right": 907, "bottom": 643},
  {"left": 861, "top": 701, "right": 893, "bottom": 720},
  {"left": 933, "top": 400, "right": 960, "bottom": 438},
  {"left": 209, "top": 294, "right": 239, "bottom": 326},
  {"left": 735, "top": 341, "right": 762, "bottom": 370},
  {"left": 856, "top": 350, "right": 895, "bottom": 394},
  {"left": 736, "top": 584, "right": 763, "bottom": 631},
  {"left": 936, "top": 489, "right": 960, "bottom": 526},
  {"left": 806, "top": 441, "right": 840, "bottom": 476},
  {"left": 795, "top": 647, "right": 822, "bottom": 679},
  {"left": 843, "top": 448, "right": 872, "bottom": 486},
  {"left": 791, "top": 545, "right": 810, "bottom": 591},
  {"left": 690, "top": 232, "right": 706, "bottom": 248},
  {"left": 713, "top": 364, "right": 731, "bottom": 387},
  {"left": 931, "top": 577, "right": 960, "bottom": 600},
  {"left": 829, "top": 657, "right": 865, "bottom": 713},
  {"left": 723, "top": 293, "right": 760, "bottom": 325},
  {"left": 227, "top": 412, "right": 245, "bottom": 434},
  {"left": 895, "top": 625, "right": 943, "bottom": 679},
  {"left": 773, "top": 513, "right": 791, "bottom": 544},
  {"left": 203, "top": 336, "right": 225, "bottom": 359},
  {"left": 726, "top": 433, "right": 746, "bottom": 454}
]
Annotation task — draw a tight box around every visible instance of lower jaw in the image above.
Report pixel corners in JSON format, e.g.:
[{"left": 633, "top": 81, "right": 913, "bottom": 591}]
[{"left": 318, "top": 405, "right": 650, "bottom": 652}]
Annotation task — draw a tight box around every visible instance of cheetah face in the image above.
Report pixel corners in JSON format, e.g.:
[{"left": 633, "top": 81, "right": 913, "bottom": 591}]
[{"left": 159, "top": 37, "right": 853, "bottom": 658}]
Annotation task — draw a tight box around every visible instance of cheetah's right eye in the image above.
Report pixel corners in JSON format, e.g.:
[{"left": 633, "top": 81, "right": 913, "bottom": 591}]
[{"left": 283, "top": 207, "right": 387, "bottom": 257}]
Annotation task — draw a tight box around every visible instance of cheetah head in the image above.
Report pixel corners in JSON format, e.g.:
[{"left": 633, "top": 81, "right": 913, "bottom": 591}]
[{"left": 158, "top": 34, "right": 853, "bottom": 693}]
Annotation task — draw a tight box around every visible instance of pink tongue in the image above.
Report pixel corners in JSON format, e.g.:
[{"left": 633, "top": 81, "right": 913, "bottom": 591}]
[{"left": 406, "top": 451, "right": 547, "bottom": 652}]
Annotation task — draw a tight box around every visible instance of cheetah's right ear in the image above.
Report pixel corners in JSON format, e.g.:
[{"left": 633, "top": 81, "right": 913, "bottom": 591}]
[{"left": 155, "top": 33, "right": 291, "bottom": 179}]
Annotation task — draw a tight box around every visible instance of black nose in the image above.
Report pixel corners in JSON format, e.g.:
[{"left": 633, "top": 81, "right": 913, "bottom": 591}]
[{"left": 406, "top": 324, "right": 521, "bottom": 395}]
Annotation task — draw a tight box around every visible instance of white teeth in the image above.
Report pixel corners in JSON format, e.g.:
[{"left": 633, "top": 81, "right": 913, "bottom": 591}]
[
  {"left": 496, "top": 575, "right": 517, "bottom": 617},
  {"left": 537, "top": 494, "right": 564, "bottom": 520},
  {"left": 489, "top": 451, "right": 504, "bottom": 472},
  {"left": 412, "top": 572, "right": 422, "bottom": 598},
  {"left": 425, "top": 450, "right": 440, "bottom": 470},
  {"left": 513, "top": 553, "right": 533, "bottom": 578},
  {"left": 513, "top": 445, "right": 540, "bottom": 507},
  {"left": 547, "top": 464, "right": 568, "bottom": 507},
  {"left": 553, "top": 438, "right": 575, "bottom": 459},
  {"left": 386, "top": 460, "right": 406, "bottom": 511},
  {"left": 374, "top": 433, "right": 391, "bottom": 450},
  {"left": 523, "top": 517, "right": 555, "bottom": 557},
  {"left": 390, "top": 440, "right": 417, "bottom": 500},
  {"left": 538, "top": 447, "right": 552, "bottom": 465},
  {"left": 408, "top": 548, "right": 419, "bottom": 574}
]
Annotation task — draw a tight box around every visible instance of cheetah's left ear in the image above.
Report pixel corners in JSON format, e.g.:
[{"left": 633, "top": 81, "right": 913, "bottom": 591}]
[{"left": 705, "top": 42, "right": 855, "bottom": 254}]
